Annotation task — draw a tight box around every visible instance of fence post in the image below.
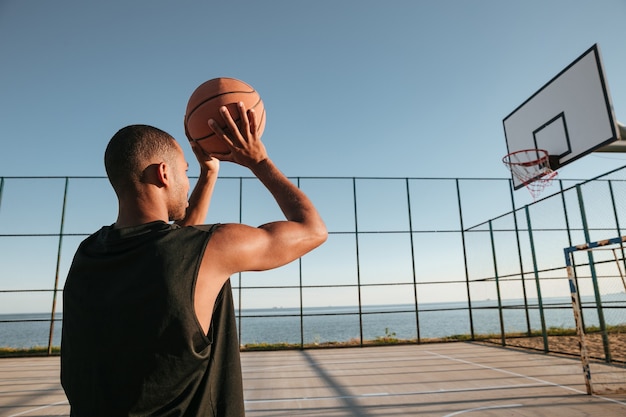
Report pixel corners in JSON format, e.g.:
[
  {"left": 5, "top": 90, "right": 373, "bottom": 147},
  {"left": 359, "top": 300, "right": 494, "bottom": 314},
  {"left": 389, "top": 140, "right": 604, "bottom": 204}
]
[
  {"left": 576, "top": 185, "right": 612, "bottom": 362},
  {"left": 608, "top": 180, "right": 626, "bottom": 278},
  {"left": 297, "top": 178, "right": 304, "bottom": 349},
  {"left": 48, "top": 177, "right": 68, "bottom": 355},
  {"left": 508, "top": 179, "right": 532, "bottom": 336},
  {"left": 456, "top": 179, "right": 474, "bottom": 340},
  {"left": 0, "top": 177, "right": 4, "bottom": 212},
  {"left": 352, "top": 178, "right": 364, "bottom": 346},
  {"left": 559, "top": 179, "right": 587, "bottom": 331},
  {"left": 405, "top": 178, "right": 420, "bottom": 343},
  {"left": 564, "top": 246, "right": 593, "bottom": 394},
  {"left": 525, "top": 205, "right": 549, "bottom": 352},
  {"left": 489, "top": 220, "right": 506, "bottom": 345}
]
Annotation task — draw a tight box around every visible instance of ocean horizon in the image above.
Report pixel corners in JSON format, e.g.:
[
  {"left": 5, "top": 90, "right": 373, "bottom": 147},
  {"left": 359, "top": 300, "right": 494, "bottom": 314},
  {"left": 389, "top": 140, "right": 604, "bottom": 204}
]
[{"left": 1, "top": 295, "right": 624, "bottom": 349}]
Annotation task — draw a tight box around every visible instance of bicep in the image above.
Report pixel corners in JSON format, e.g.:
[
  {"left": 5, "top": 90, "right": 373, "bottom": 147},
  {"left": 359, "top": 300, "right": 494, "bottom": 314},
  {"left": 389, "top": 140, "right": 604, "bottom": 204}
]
[{"left": 205, "top": 222, "right": 317, "bottom": 274}]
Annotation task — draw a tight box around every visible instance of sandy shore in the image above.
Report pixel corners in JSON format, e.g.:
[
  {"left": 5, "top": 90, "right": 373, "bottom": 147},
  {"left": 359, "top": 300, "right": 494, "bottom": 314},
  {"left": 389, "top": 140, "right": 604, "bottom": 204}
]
[{"left": 487, "top": 332, "right": 626, "bottom": 363}]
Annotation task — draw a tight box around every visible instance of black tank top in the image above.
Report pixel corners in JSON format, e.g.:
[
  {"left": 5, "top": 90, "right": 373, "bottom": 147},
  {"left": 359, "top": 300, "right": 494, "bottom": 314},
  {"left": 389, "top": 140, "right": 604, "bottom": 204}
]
[{"left": 61, "top": 221, "right": 244, "bottom": 416}]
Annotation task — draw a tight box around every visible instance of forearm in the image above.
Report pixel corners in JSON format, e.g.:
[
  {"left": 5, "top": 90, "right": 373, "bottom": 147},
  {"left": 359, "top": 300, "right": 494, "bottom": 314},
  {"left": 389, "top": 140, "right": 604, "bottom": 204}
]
[
  {"left": 250, "top": 159, "right": 325, "bottom": 231},
  {"left": 176, "top": 169, "right": 218, "bottom": 226}
]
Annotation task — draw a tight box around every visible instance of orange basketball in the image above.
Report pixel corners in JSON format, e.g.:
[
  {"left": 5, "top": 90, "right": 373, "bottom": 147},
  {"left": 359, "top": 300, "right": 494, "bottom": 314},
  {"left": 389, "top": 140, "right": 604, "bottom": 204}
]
[{"left": 184, "top": 77, "right": 266, "bottom": 154}]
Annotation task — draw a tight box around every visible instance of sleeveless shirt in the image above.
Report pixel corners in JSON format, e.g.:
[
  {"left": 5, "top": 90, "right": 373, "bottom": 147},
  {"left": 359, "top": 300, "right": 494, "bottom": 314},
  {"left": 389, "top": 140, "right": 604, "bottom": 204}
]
[{"left": 61, "top": 221, "right": 245, "bottom": 416}]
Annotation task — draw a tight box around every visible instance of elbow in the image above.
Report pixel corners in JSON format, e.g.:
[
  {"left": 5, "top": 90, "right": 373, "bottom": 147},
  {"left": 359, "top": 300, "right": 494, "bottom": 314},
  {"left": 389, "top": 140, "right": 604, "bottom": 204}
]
[
  {"left": 300, "top": 219, "right": 327, "bottom": 252},
  {"left": 312, "top": 221, "right": 328, "bottom": 247}
]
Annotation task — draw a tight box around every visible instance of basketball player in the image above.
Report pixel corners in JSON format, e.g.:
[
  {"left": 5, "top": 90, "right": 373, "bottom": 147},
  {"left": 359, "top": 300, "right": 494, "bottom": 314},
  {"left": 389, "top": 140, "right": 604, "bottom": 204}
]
[{"left": 61, "top": 103, "right": 327, "bottom": 416}]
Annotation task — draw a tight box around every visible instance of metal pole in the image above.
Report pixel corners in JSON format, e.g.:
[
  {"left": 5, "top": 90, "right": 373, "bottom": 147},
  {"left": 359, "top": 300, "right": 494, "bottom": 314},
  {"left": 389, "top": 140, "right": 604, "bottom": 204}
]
[
  {"left": 560, "top": 180, "right": 586, "bottom": 330},
  {"left": 0, "top": 177, "right": 4, "bottom": 212},
  {"left": 489, "top": 221, "right": 506, "bottom": 346},
  {"left": 405, "top": 178, "right": 420, "bottom": 343},
  {"left": 564, "top": 247, "right": 593, "bottom": 395},
  {"left": 352, "top": 178, "right": 364, "bottom": 346},
  {"left": 456, "top": 179, "right": 474, "bottom": 339},
  {"left": 576, "top": 185, "right": 611, "bottom": 362},
  {"left": 48, "top": 177, "right": 68, "bottom": 355},
  {"left": 298, "top": 178, "right": 304, "bottom": 349},
  {"left": 608, "top": 180, "right": 626, "bottom": 288},
  {"left": 509, "top": 179, "right": 531, "bottom": 335},
  {"left": 525, "top": 205, "right": 548, "bottom": 352}
]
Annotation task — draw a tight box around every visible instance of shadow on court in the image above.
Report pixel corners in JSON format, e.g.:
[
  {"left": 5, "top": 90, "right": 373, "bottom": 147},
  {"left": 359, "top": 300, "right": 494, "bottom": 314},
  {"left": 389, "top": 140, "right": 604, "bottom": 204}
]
[{"left": 1, "top": 342, "right": 625, "bottom": 416}]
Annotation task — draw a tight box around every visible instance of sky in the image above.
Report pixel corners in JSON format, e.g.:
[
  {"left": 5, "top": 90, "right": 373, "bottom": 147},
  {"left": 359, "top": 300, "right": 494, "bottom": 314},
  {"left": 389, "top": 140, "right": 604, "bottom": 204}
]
[
  {"left": 1, "top": 0, "right": 626, "bottom": 180},
  {"left": 1, "top": 0, "right": 626, "bottom": 314}
]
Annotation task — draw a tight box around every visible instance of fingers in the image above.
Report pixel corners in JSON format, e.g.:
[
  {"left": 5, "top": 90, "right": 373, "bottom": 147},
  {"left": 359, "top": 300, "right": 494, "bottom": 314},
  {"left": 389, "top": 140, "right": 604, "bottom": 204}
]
[
  {"left": 208, "top": 102, "right": 250, "bottom": 149},
  {"left": 184, "top": 121, "right": 192, "bottom": 142},
  {"left": 217, "top": 102, "right": 257, "bottom": 141},
  {"left": 208, "top": 117, "right": 236, "bottom": 148},
  {"left": 247, "top": 108, "right": 258, "bottom": 137},
  {"left": 205, "top": 119, "right": 234, "bottom": 162},
  {"left": 218, "top": 104, "right": 237, "bottom": 130},
  {"left": 207, "top": 102, "right": 267, "bottom": 165},
  {"left": 189, "top": 139, "right": 222, "bottom": 174},
  {"left": 190, "top": 140, "right": 209, "bottom": 159},
  {"left": 238, "top": 102, "right": 251, "bottom": 137}
]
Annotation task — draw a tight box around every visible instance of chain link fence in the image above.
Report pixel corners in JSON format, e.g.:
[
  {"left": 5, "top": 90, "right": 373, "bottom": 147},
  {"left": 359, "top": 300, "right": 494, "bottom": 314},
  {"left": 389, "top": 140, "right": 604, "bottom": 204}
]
[{"left": 1, "top": 168, "right": 625, "bottom": 360}]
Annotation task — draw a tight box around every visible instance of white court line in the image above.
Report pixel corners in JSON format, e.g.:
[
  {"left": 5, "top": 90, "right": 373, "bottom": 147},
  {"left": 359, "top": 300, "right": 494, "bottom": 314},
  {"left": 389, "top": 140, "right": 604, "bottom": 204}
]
[
  {"left": 245, "top": 348, "right": 626, "bottom": 407},
  {"left": 244, "top": 349, "right": 626, "bottom": 408},
  {"left": 245, "top": 382, "right": 543, "bottom": 404},
  {"left": 7, "top": 399, "right": 68, "bottom": 417},
  {"left": 243, "top": 353, "right": 438, "bottom": 372},
  {"left": 443, "top": 403, "right": 523, "bottom": 417},
  {"left": 425, "top": 350, "right": 626, "bottom": 407}
]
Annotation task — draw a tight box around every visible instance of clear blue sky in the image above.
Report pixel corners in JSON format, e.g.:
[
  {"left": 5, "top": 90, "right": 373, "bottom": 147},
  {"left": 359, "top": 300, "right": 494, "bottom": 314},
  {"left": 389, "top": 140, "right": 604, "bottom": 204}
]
[{"left": 1, "top": 0, "right": 625, "bottom": 180}]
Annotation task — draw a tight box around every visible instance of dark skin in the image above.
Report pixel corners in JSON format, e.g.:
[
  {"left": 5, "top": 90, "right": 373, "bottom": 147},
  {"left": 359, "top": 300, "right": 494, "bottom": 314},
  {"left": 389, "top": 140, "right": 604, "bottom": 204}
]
[
  {"left": 113, "top": 140, "right": 219, "bottom": 229},
  {"left": 113, "top": 102, "right": 327, "bottom": 333},
  {"left": 192, "top": 103, "right": 327, "bottom": 332},
  {"left": 176, "top": 141, "right": 220, "bottom": 226}
]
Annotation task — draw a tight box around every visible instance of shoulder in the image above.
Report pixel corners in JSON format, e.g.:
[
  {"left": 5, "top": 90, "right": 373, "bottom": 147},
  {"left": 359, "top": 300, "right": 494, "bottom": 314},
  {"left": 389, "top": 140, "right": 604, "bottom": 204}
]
[
  {"left": 165, "top": 224, "right": 227, "bottom": 250},
  {"left": 202, "top": 223, "right": 266, "bottom": 246}
]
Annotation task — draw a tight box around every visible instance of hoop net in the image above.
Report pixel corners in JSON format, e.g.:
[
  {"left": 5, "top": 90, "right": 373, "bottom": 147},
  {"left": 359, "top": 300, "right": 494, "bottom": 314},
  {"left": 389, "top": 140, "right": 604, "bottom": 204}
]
[{"left": 502, "top": 149, "right": 557, "bottom": 199}]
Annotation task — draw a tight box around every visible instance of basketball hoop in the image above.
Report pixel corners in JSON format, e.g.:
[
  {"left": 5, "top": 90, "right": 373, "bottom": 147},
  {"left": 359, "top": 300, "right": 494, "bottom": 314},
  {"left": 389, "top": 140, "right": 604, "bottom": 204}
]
[{"left": 503, "top": 149, "right": 558, "bottom": 199}]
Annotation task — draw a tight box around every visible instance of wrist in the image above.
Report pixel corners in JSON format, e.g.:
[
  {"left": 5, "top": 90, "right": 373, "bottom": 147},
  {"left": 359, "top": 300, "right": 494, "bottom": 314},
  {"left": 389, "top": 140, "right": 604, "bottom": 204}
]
[
  {"left": 248, "top": 157, "right": 272, "bottom": 174},
  {"left": 198, "top": 167, "right": 219, "bottom": 179}
]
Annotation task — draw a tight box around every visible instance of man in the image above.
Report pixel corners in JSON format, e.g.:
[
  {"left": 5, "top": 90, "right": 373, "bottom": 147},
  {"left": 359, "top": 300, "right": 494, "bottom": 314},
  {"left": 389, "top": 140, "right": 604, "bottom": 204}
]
[{"left": 61, "top": 103, "right": 327, "bottom": 416}]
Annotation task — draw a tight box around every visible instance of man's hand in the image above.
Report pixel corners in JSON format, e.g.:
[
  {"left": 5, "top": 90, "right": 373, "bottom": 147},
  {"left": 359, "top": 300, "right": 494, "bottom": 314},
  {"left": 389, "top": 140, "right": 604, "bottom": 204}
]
[
  {"left": 190, "top": 140, "right": 220, "bottom": 176},
  {"left": 208, "top": 102, "right": 268, "bottom": 167},
  {"left": 175, "top": 141, "right": 220, "bottom": 227}
]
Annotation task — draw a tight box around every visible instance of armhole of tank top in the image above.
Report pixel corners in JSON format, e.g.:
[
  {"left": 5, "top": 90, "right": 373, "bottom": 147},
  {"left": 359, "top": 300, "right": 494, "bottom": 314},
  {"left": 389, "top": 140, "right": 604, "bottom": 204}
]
[{"left": 191, "top": 229, "right": 216, "bottom": 346}]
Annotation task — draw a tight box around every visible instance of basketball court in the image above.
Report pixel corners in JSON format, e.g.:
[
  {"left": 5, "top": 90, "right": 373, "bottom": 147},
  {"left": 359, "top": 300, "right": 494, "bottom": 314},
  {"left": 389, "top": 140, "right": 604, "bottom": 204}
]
[
  {"left": 2, "top": 43, "right": 626, "bottom": 417},
  {"left": 1, "top": 342, "right": 625, "bottom": 417}
]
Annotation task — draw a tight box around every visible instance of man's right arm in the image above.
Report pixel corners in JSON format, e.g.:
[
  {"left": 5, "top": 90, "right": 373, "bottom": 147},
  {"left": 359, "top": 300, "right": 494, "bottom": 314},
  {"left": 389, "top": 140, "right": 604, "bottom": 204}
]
[
  {"left": 192, "top": 103, "right": 327, "bottom": 332},
  {"left": 205, "top": 101, "right": 327, "bottom": 273},
  {"left": 210, "top": 157, "right": 327, "bottom": 274},
  {"left": 193, "top": 155, "right": 326, "bottom": 333}
]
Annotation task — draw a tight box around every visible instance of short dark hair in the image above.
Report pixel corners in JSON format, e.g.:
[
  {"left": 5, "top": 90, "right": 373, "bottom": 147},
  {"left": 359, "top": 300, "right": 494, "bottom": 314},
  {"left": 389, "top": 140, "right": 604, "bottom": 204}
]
[{"left": 104, "top": 125, "right": 179, "bottom": 193}]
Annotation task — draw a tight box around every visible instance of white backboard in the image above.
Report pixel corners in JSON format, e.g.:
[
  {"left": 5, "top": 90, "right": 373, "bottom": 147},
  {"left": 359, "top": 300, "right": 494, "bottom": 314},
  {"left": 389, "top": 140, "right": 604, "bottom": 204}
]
[{"left": 503, "top": 44, "right": 619, "bottom": 190}]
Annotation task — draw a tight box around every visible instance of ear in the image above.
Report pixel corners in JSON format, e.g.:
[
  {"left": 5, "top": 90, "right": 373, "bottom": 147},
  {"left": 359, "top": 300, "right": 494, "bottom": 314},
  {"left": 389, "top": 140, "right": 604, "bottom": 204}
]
[{"left": 156, "top": 162, "right": 169, "bottom": 187}]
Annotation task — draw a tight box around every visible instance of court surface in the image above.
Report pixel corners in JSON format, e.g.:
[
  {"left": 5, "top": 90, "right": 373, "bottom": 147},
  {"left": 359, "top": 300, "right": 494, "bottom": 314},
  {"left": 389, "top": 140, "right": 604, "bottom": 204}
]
[{"left": 1, "top": 342, "right": 625, "bottom": 416}]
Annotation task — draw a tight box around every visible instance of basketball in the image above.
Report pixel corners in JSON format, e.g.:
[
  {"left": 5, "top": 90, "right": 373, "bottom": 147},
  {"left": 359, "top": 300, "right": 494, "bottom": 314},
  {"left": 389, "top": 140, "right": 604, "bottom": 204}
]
[{"left": 184, "top": 77, "right": 266, "bottom": 154}]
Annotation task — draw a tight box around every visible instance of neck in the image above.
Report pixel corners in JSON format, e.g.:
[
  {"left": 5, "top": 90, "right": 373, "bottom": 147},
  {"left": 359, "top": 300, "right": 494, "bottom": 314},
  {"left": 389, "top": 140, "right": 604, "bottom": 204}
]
[{"left": 114, "top": 194, "right": 169, "bottom": 229}]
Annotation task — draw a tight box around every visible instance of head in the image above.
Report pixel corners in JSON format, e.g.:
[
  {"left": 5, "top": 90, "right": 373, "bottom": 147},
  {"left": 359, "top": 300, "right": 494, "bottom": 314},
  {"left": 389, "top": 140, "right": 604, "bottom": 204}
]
[{"left": 104, "top": 125, "right": 190, "bottom": 221}]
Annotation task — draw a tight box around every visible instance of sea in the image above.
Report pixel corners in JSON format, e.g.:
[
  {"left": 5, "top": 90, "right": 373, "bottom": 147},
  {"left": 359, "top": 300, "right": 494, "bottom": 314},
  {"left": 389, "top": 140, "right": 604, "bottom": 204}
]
[{"left": 1, "top": 295, "right": 624, "bottom": 349}]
